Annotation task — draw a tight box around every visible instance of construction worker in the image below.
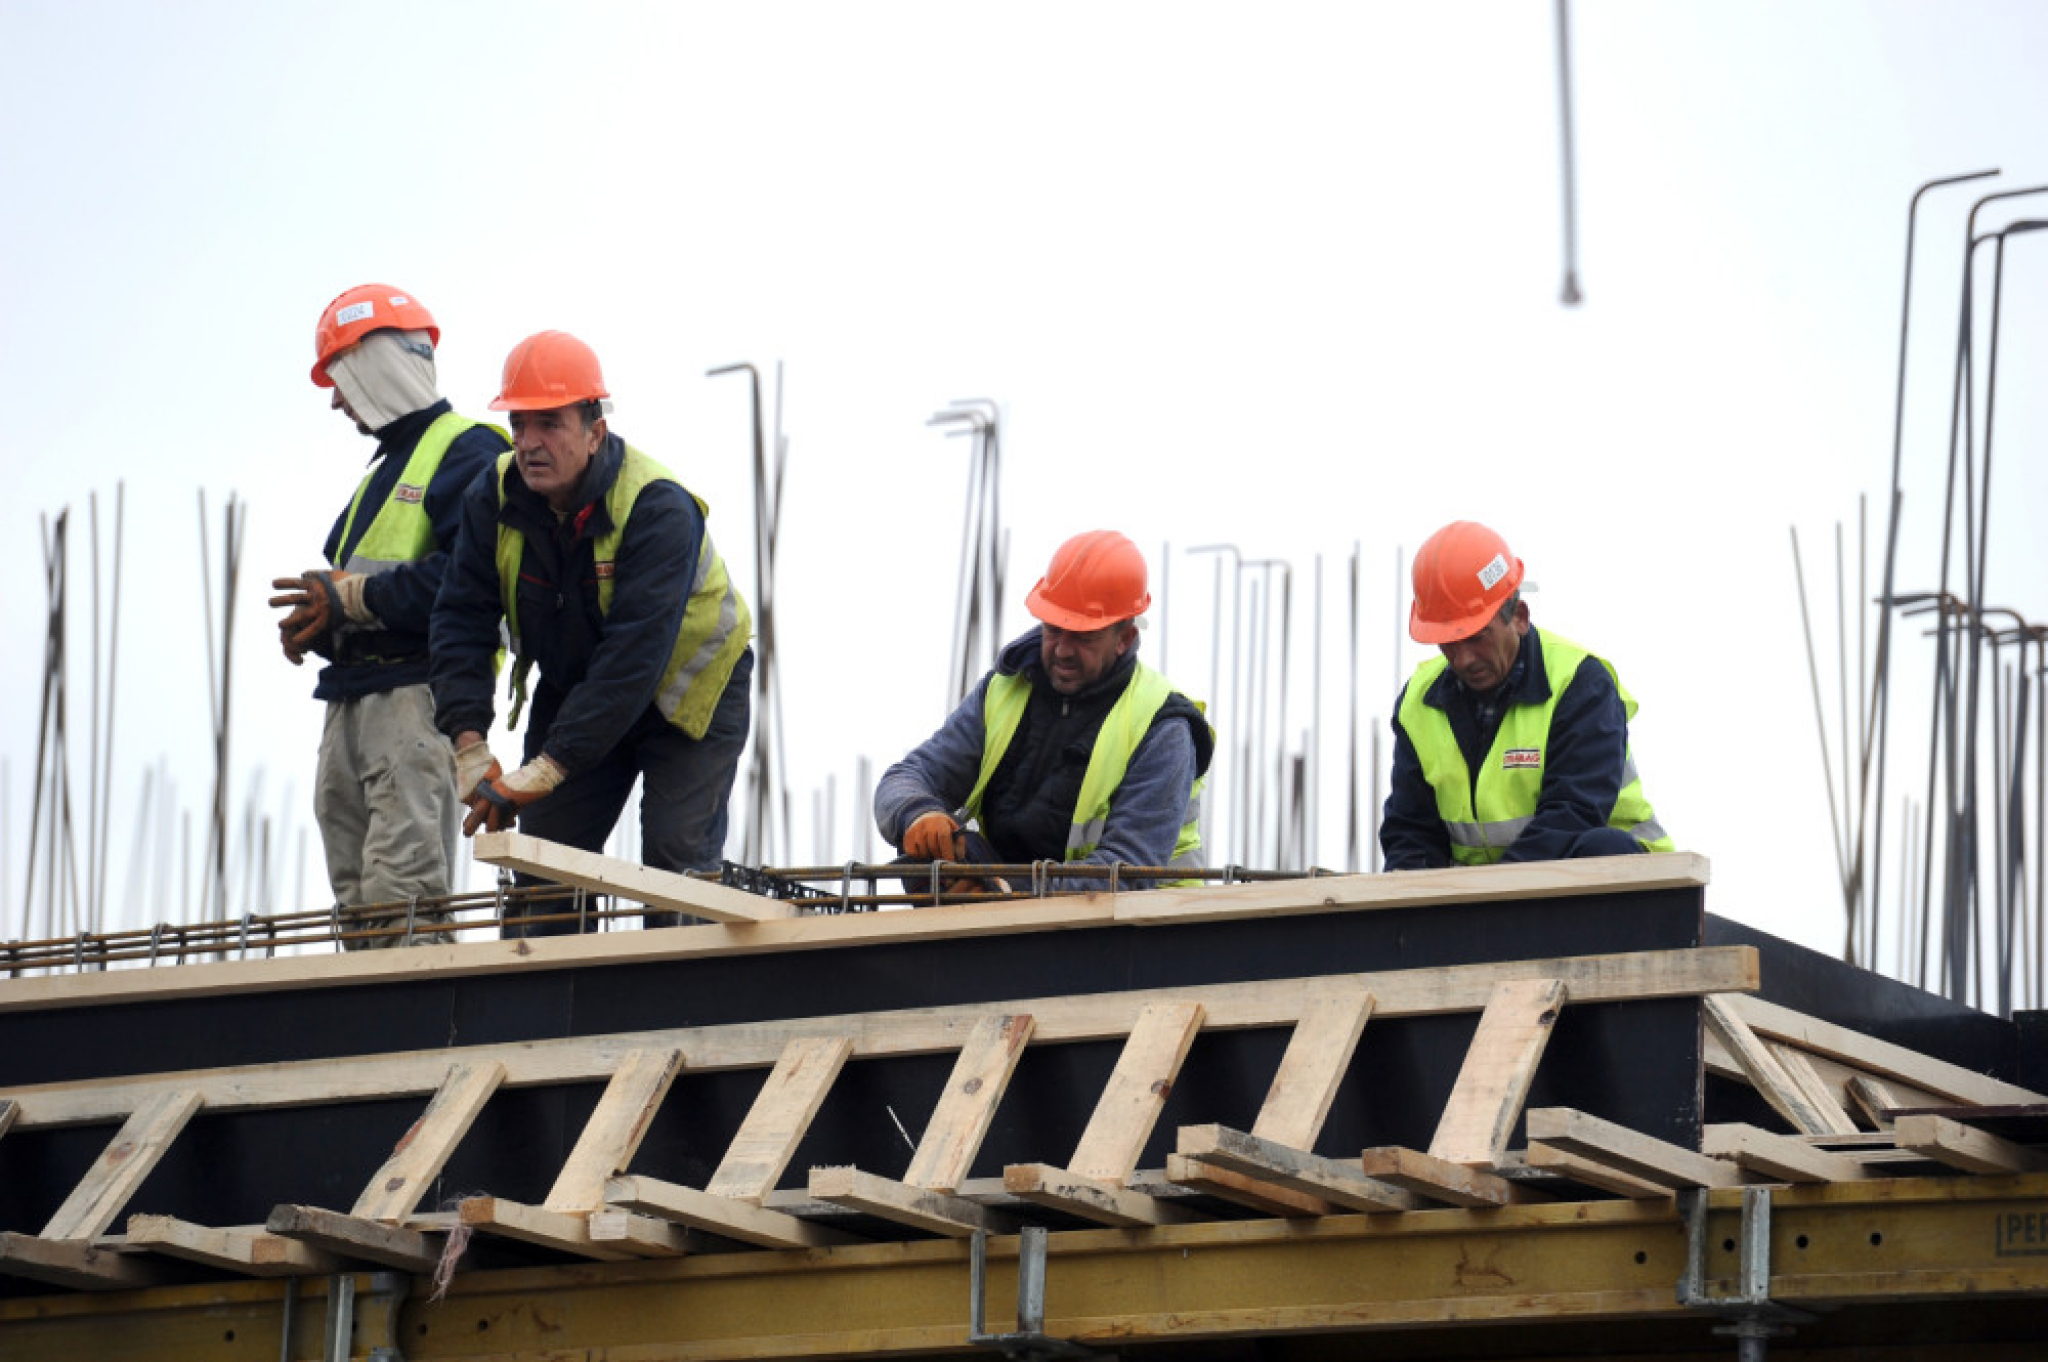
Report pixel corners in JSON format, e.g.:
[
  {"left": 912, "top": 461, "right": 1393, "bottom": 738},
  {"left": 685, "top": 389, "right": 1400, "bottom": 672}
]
[
  {"left": 874, "top": 530, "right": 1213, "bottom": 893},
  {"left": 1379, "top": 520, "right": 1673, "bottom": 869},
  {"left": 271, "top": 284, "right": 511, "bottom": 948},
  {"left": 430, "top": 330, "right": 753, "bottom": 936}
]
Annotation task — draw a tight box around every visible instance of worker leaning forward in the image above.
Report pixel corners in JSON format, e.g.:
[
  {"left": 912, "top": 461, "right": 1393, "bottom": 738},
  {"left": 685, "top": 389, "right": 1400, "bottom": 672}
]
[
  {"left": 271, "top": 285, "right": 511, "bottom": 949},
  {"left": 874, "top": 530, "right": 1214, "bottom": 896},
  {"left": 430, "top": 330, "right": 753, "bottom": 937},
  {"left": 1379, "top": 520, "right": 1673, "bottom": 870}
]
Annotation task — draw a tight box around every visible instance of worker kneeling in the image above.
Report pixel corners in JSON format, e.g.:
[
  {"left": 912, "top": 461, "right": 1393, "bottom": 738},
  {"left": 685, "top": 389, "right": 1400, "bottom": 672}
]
[
  {"left": 1379, "top": 520, "right": 1672, "bottom": 869},
  {"left": 875, "top": 531, "right": 1214, "bottom": 896}
]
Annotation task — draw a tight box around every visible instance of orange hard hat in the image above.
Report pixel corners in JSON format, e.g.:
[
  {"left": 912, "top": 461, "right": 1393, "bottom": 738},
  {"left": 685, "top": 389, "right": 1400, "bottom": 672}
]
[
  {"left": 311, "top": 284, "right": 438, "bottom": 387},
  {"left": 1026, "top": 530, "right": 1152, "bottom": 631},
  {"left": 1408, "top": 520, "right": 1525, "bottom": 644},
  {"left": 490, "top": 331, "right": 610, "bottom": 411}
]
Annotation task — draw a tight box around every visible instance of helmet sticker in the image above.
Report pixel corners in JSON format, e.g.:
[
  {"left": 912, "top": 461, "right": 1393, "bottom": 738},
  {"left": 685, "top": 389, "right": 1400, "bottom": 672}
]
[
  {"left": 1477, "top": 552, "right": 1508, "bottom": 591},
  {"left": 334, "top": 300, "right": 376, "bottom": 326},
  {"left": 388, "top": 295, "right": 412, "bottom": 306}
]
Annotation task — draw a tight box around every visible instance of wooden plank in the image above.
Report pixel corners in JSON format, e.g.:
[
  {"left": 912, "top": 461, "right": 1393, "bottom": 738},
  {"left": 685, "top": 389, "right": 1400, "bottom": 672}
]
[
  {"left": 1522, "top": 1145, "right": 1674, "bottom": 1199},
  {"left": 1701, "top": 1124, "right": 1870, "bottom": 1183},
  {"left": 808, "top": 1166, "right": 1013, "bottom": 1237},
  {"left": 474, "top": 831, "right": 791, "bottom": 923},
  {"left": 1002, "top": 1163, "right": 1197, "bottom": 1227},
  {"left": 350, "top": 1060, "right": 505, "bottom": 1222},
  {"left": 546, "top": 1047, "right": 684, "bottom": 1212},
  {"left": 1768, "top": 1041, "right": 1858, "bottom": 1133},
  {"left": 1355, "top": 1146, "right": 1542, "bottom": 1207},
  {"left": 1427, "top": 978, "right": 1566, "bottom": 1168},
  {"left": 1176, "top": 1124, "right": 1420, "bottom": 1212},
  {"left": 705, "top": 1037, "right": 853, "bottom": 1202},
  {"left": 124, "top": 1215, "right": 342, "bottom": 1275},
  {"left": 1703, "top": 995, "right": 1856, "bottom": 1136},
  {"left": 1846, "top": 1075, "right": 1900, "bottom": 1129},
  {"left": 264, "top": 1203, "right": 444, "bottom": 1273},
  {"left": 1718, "top": 992, "right": 2047, "bottom": 1107},
  {"left": 0, "top": 853, "right": 1716, "bottom": 1017},
  {"left": 0, "top": 1232, "right": 165, "bottom": 1290},
  {"left": 1070, "top": 1002, "right": 1206, "bottom": 1184},
  {"left": 1893, "top": 1113, "right": 2048, "bottom": 1174},
  {"left": 1524, "top": 1107, "right": 1745, "bottom": 1190},
  {"left": 585, "top": 1209, "right": 705, "bottom": 1255},
  {"left": 902, "top": 1014, "right": 1034, "bottom": 1194},
  {"left": 457, "top": 1196, "right": 682, "bottom": 1260},
  {"left": 1163, "top": 1154, "right": 1334, "bottom": 1217},
  {"left": 2, "top": 947, "right": 1760, "bottom": 1130},
  {"left": 1250, "top": 992, "right": 1373, "bottom": 1148},
  {"left": 605, "top": 1174, "right": 858, "bottom": 1249},
  {"left": 41, "top": 1088, "right": 204, "bottom": 1240}
]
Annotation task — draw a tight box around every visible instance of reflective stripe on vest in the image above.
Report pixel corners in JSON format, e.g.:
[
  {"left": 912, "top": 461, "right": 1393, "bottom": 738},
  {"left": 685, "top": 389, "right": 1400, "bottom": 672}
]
[
  {"left": 492, "top": 446, "right": 752, "bottom": 740},
  {"left": 338, "top": 411, "right": 491, "bottom": 575},
  {"left": 1398, "top": 630, "right": 1673, "bottom": 865},
  {"left": 963, "top": 661, "right": 1207, "bottom": 877}
]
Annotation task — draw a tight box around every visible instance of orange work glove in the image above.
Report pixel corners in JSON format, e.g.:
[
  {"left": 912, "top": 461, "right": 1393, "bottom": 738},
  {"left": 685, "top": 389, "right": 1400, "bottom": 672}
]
[
  {"left": 269, "top": 569, "right": 368, "bottom": 656},
  {"left": 902, "top": 810, "right": 964, "bottom": 861},
  {"left": 462, "top": 754, "right": 566, "bottom": 837}
]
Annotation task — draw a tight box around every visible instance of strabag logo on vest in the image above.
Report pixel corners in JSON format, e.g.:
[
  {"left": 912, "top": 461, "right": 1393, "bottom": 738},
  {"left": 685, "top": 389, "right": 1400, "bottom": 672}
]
[
  {"left": 1501, "top": 748, "right": 1542, "bottom": 769},
  {"left": 393, "top": 483, "right": 425, "bottom": 504},
  {"left": 595, "top": 562, "right": 616, "bottom": 579}
]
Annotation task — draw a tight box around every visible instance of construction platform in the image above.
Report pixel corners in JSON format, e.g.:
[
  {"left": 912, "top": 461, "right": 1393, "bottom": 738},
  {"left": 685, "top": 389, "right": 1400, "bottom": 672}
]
[{"left": 1, "top": 842, "right": 2043, "bottom": 1360}]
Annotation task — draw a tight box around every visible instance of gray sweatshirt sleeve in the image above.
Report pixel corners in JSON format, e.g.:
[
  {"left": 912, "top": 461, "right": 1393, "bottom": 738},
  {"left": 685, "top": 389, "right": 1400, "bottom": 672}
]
[{"left": 874, "top": 678, "right": 991, "bottom": 848}]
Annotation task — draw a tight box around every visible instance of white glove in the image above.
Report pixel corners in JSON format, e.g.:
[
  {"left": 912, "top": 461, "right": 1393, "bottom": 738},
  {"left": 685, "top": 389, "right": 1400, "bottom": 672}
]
[{"left": 454, "top": 741, "right": 499, "bottom": 802}]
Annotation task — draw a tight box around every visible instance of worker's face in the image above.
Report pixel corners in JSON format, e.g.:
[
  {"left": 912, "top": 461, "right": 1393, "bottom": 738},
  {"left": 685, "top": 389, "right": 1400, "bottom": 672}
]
[
  {"left": 328, "top": 382, "right": 374, "bottom": 437},
  {"left": 1439, "top": 599, "right": 1529, "bottom": 694},
  {"left": 511, "top": 406, "right": 604, "bottom": 511},
  {"left": 1040, "top": 620, "right": 1137, "bottom": 695}
]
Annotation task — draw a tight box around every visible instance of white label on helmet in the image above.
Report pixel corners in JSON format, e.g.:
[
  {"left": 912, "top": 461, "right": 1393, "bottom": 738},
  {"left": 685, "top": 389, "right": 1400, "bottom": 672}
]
[
  {"left": 334, "top": 301, "right": 376, "bottom": 326},
  {"left": 389, "top": 294, "right": 411, "bottom": 306},
  {"left": 1477, "top": 552, "right": 1508, "bottom": 591}
]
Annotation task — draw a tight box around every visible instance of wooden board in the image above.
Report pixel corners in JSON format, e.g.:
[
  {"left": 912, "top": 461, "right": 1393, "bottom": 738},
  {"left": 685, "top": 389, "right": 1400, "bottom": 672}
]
[
  {"left": 1162, "top": 1154, "right": 1334, "bottom": 1216},
  {"left": 1251, "top": 992, "right": 1373, "bottom": 1148},
  {"left": 263, "top": 1203, "right": 445, "bottom": 1273},
  {"left": 1427, "top": 978, "right": 1566, "bottom": 1168},
  {"left": 1524, "top": 1107, "right": 1744, "bottom": 1189},
  {"left": 807, "top": 1165, "right": 1012, "bottom": 1237},
  {"left": 0, "top": 1231, "right": 165, "bottom": 1290},
  {"left": 1701, "top": 1124, "right": 1870, "bottom": 1183},
  {"left": 2, "top": 948, "right": 1759, "bottom": 1130},
  {"left": 605, "top": 1174, "right": 856, "bottom": 1249},
  {"left": 474, "top": 831, "right": 795, "bottom": 923},
  {"left": 1355, "top": 1146, "right": 1541, "bottom": 1207},
  {"left": 1892, "top": 1113, "right": 2048, "bottom": 1174},
  {"left": 350, "top": 1060, "right": 505, "bottom": 1222},
  {"left": 1717, "top": 993, "right": 2046, "bottom": 1107},
  {"left": 124, "top": 1215, "right": 341, "bottom": 1275},
  {"left": 1002, "top": 1163, "right": 1197, "bottom": 1227},
  {"left": 902, "top": 1014, "right": 1034, "bottom": 1195},
  {"left": 42, "top": 1088, "right": 203, "bottom": 1239},
  {"left": 546, "top": 1047, "right": 683, "bottom": 1211},
  {"left": 705, "top": 1037, "right": 853, "bottom": 1202},
  {"left": 1070, "top": 1002, "right": 1206, "bottom": 1184},
  {"left": 1176, "top": 1124, "right": 1420, "bottom": 1212},
  {"left": 1703, "top": 995, "right": 1858, "bottom": 1136}
]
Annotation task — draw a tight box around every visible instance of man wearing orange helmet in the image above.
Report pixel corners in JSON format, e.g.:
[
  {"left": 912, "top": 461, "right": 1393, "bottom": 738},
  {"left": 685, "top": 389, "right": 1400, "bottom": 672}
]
[
  {"left": 1380, "top": 520, "right": 1672, "bottom": 870},
  {"left": 269, "top": 285, "right": 511, "bottom": 948},
  {"left": 430, "top": 331, "right": 753, "bottom": 935},
  {"left": 874, "top": 530, "right": 1214, "bottom": 892}
]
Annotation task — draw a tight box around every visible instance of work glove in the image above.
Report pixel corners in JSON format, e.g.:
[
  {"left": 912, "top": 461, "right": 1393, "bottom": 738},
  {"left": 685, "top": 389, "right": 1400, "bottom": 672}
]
[
  {"left": 902, "top": 810, "right": 964, "bottom": 861},
  {"left": 270, "top": 569, "right": 372, "bottom": 659},
  {"left": 453, "top": 741, "right": 500, "bottom": 803},
  {"left": 462, "top": 753, "right": 567, "bottom": 837}
]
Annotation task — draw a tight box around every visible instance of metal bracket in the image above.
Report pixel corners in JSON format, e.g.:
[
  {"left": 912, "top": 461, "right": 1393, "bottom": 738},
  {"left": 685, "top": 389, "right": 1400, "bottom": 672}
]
[
  {"left": 968, "top": 1227, "right": 1098, "bottom": 1362},
  {"left": 323, "top": 1270, "right": 410, "bottom": 1362},
  {"left": 1677, "top": 1188, "right": 1812, "bottom": 1361}
]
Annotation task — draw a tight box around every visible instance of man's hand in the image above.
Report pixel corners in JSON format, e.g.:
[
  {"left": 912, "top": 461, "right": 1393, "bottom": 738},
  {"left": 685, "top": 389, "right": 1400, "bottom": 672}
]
[
  {"left": 903, "top": 810, "right": 964, "bottom": 861},
  {"left": 453, "top": 738, "right": 500, "bottom": 803},
  {"left": 269, "top": 569, "right": 363, "bottom": 655},
  {"left": 462, "top": 753, "right": 567, "bottom": 837}
]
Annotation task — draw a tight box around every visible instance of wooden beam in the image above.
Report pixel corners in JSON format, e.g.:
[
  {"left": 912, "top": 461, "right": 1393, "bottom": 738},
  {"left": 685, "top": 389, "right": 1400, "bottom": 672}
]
[
  {"left": 350, "top": 1060, "right": 505, "bottom": 1222},
  {"left": 1703, "top": 995, "right": 1857, "bottom": 1136},
  {"left": 1519, "top": 1144, "right": 1675, "bottom": 1199},
  {"left": 706, "top": 1036, "right": 853, "bottom": 1202},
  {"left": 1251, "top": 992, "right": 1373, "bottom": 1148},
  {"left": 1893, "top": 1113, "right": 2048, "bottom": 1174},
  {"left": 1428, "top": 978, "right": 1566, "bottom": 1168},
  {"left": 1002, "top": 1163, "right": 1197, "bottom": 1227},
  {"left": 546, "top": 1047, "right": 684, "bottom": 1212},
  {"left": 1356, "top": 1146, "right": 1542, "bottom": 1207},
  {"left": 0, "top": 1232, "right": 164, "bottom": 1290},
  {"left": 605, "top": 1174, "right": 857, "bottom": 1249},
  {"left": 2, "top": 947, "right": 1760, "bottom": 1130},
  {"left": 1163, "top": 1154, "right": 1334, "bottom": 1217},
  {"left": 264, "top": 1203, "right": 444, "bottom": 1273},
  {"left": 42, "top": 1088, "right": 203, "bottom": 1239},
  {"left": 1768, "top": 1041, "right": 1858, "bottom": 1133},
  {"left": 1846, "top": 1075, "right": 1900, "bottom": 1130},
  {"left": 1070, "top": 1002, "right": 1206, "bottom": 1184},
  {"left": 0, "top": 854, "right": 1716, "bottom": 1017},
  {"left": 807, "top": 1166, "right": 1012, "bottom": 1237},
  {"left": 474, "top": 831, "right": 791, "bottom": 923},
  {"left": 458, "top": 1196, "right": 688, "bottom": 1260},
  {"left": 1525, "top": 1107, "right": 1744, "bottom": 1190},
  {"left": 124, "top": 1215, "right": 342, "bottom": 1275},
  {"left": 1701, "top": 1124, "right": 1869, "bottom": 1183},
  {"left": 1176, "top": 1124, "right": 1420, "bottom": 1212},
  {"left": 1717, "top": 992, "right": 2047, "bottom": 1107},
  {"left": 902, "top": 1014, "right": 1034, "bottom": 1195}
]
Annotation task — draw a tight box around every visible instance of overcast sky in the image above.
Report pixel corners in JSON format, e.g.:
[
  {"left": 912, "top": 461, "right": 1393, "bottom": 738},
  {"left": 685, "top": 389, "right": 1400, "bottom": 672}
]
[{"left": 3, "top": 1, "right": 2044, "bottom": 974}]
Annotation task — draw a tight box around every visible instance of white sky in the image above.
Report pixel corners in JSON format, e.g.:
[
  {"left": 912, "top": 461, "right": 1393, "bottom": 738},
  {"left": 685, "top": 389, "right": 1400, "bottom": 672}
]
[{"left": 3, "top": 1, "right": 2045, "bottom": 972}]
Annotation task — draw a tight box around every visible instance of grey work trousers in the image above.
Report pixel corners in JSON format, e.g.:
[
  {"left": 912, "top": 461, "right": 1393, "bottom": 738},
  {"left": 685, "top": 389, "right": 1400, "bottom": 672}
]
[{"left": 314, "top": 684, "right": 461, "bottom": 948}]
